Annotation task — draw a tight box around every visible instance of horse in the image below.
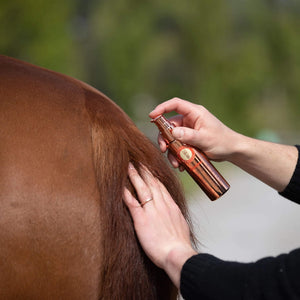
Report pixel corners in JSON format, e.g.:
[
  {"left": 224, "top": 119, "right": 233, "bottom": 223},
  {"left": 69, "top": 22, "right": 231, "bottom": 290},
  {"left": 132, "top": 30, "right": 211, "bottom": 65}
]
[{"left": 0, "top": 55, "right": 194, "bottom": 299}]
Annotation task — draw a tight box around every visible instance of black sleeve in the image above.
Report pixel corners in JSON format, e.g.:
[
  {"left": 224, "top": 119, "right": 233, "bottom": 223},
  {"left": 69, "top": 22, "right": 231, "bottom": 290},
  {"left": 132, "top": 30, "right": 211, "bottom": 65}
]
[
  {"left": 180, "top": 248, "right": 300, "bottom": 300},
  {"left": 279, "top": 145, "right": 300, "bottom": 204}
]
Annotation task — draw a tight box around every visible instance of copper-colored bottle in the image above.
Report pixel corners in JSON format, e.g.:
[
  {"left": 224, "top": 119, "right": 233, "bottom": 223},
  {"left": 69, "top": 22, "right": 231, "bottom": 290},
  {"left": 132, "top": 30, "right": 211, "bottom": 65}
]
[{"left": 151, "top": 115, "right": 230, "bottom": 200}]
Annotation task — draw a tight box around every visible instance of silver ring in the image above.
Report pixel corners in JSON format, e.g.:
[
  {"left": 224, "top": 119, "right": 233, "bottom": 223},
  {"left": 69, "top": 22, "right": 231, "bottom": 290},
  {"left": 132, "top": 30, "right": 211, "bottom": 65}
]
[{"left": 141, "top": 197, "right": 153, "bottom": 207}]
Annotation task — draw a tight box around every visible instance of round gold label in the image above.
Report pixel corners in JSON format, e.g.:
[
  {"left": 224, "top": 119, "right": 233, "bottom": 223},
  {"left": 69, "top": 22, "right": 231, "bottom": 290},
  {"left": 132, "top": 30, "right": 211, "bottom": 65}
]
[{"left": 179, "top": 148, "right": 193, "bottom": 161}]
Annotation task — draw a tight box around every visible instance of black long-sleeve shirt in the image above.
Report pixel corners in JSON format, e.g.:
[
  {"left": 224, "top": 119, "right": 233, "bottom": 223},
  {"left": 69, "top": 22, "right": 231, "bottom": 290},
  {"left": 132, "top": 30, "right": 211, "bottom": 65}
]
[{"left": 181, "top": 145, "right": 300, "bottom": 300}]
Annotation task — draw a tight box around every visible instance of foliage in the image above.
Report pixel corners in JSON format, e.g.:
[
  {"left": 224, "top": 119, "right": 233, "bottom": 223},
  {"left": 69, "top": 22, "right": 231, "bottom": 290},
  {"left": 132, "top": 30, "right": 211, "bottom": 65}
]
[{"left": 1, "top": 0, "right": 300, "bottom": 136}]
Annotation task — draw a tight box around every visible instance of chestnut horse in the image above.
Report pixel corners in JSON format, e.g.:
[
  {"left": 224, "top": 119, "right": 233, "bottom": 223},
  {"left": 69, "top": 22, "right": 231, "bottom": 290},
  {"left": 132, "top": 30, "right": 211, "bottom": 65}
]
[{"left": 0, "top": 55, "right": 193, "bottom": 299}]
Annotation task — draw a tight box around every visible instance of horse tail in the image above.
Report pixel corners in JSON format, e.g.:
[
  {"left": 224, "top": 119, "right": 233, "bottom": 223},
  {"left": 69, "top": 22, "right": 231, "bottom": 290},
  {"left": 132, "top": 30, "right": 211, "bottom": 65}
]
[{"left": 84, "top": 88, "right": 193, "bottom": 300}]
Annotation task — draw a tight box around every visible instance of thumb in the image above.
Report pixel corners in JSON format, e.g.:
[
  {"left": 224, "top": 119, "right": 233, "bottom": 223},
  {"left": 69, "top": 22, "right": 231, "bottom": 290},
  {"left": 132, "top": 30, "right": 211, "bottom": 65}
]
[{"left": 172, "top": 127, "right": 202, "bottom": 147}]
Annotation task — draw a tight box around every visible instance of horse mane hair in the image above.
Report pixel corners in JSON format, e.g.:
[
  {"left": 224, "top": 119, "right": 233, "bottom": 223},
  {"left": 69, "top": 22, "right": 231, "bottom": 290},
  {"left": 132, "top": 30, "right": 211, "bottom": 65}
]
[{"left": 84, "top": 89, "right": 193, "bottom": 299}]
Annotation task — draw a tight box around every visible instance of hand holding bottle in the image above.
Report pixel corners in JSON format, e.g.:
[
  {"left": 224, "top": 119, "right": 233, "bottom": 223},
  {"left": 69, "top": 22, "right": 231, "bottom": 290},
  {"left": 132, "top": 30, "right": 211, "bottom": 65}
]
[
  {"left": 149, "top": 97, "right": 241, "bottom": 166},
  {"left": 151, "top": 115, "right": 229, "bottom": 200},
  {"left": 149, "top": 97, "right": 297, "bottom": 192}
]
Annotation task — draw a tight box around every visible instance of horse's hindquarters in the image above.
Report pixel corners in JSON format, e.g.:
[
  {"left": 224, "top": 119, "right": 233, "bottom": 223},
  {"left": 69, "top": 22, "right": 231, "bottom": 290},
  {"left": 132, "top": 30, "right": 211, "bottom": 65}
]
[
  {"left": 0, "top": 56, "right": 102, "bottom": 299},
  {"left": 0, "top": 196, "right": 102, "bottom": 299},
  {"left": 0, "top": 55, "right": 186, "bottom": 300}
]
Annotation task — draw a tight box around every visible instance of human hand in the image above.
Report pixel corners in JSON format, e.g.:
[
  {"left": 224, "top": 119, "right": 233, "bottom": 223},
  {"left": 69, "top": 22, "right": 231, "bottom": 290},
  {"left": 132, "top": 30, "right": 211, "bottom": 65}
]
[
  {"left": 123, "top": 163, "right": 197, "bottom": 288},
  {"left": 149, "top": 98, "right": 242, "bottom": 166}
]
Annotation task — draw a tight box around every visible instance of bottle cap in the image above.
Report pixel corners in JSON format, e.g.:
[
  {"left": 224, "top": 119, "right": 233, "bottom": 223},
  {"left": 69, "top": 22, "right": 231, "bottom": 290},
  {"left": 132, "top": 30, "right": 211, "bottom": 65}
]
[{"left": 151, "top": 115, "right": 175, "bottom": 144}]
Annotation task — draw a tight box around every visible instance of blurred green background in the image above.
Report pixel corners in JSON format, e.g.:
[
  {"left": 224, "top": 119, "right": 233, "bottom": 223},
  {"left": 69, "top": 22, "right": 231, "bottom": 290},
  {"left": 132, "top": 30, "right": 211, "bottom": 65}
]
[
  {"left": 1, "top": 0, "right": 300, "bottom": 139},
  {"left": 2, "top": 0, "right": 300, "bottom": 264}
]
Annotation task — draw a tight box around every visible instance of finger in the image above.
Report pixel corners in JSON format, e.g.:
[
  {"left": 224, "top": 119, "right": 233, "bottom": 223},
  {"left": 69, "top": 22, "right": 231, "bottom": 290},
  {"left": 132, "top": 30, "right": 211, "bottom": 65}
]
[
  {"left": 139, "top": 165, "right": 162, "bottom": 197},
  {"left": 149, "top": 98, "right": 197, "bottom": 118},
  {"left": 168, "top": 114, "right": 184, "bottom": 127},
  {"left": 179, "top": 165, "right": 185, "bottom": 172},
  {"left": 172, "top": 127, "right": 202, "bottom": 147},
  {"left": 139, "top": 165, "right": 167, "bottom": 207},
  {"left": 156, "top": 180, "right": 181, "bottom": 209},
  {"left": 123, "top": 187, "right": 141, "bottom": 208},
  {"left": 167, "top": 151, "right": 180, "bottom": 168},
  {"left": 123, "top": 187, "right": 143, "bottom": 217},
  {"left": 128, "top": 163, "right": 153, "bottom": 203},
  {"left": 139, "top": 164, "right": 157, "bottom": 188},
  {"left": 158, "top": 134, "right": 168, "bottom": 153}
]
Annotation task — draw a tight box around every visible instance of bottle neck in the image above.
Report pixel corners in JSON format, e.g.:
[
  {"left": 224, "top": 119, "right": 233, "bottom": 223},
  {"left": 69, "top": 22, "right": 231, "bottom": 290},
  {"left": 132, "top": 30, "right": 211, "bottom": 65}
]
[{"left": 151, "top": 115, "right": 175, "bottom": 143}]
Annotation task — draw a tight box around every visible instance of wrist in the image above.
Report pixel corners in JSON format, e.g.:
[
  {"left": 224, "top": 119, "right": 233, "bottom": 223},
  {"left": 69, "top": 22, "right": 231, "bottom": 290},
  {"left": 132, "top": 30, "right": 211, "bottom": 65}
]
[
  {"left": 163, "top": 246, "right": 197, "bottom": 288},
  {"left": 226, "top": 132, "right": 253, "bottom": 164}
]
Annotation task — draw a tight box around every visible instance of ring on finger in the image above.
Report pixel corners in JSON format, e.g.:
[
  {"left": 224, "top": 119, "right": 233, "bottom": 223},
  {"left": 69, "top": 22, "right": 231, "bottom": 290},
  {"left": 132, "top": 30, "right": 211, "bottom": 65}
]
[{"left": 141, "top": 197, "right": 153, "bottom": 207}]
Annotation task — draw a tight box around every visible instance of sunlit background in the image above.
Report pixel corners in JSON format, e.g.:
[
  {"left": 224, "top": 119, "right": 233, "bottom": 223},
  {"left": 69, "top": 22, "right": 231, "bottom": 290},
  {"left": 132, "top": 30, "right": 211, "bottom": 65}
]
[{"left": 2, "top": 0, "right": 300, "bottom": 263}]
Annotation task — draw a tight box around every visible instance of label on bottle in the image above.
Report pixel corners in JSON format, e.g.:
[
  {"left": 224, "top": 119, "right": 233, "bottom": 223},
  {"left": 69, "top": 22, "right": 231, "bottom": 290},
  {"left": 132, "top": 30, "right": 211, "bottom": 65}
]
[{"left": 178, "top": 146, "right": 195, "bottom": 162}]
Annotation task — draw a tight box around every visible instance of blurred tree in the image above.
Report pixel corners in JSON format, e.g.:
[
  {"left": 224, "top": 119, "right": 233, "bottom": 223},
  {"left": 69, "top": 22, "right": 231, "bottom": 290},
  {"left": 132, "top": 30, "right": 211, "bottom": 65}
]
[
  {"left": 1, "top": 0, "right": 300, "bottom": 137},
  {"left": 88, "top": 0, "right": 300, "bottom": 135},
  {"left": 0, "top": 0, "right": 85, "bottom": 78}
]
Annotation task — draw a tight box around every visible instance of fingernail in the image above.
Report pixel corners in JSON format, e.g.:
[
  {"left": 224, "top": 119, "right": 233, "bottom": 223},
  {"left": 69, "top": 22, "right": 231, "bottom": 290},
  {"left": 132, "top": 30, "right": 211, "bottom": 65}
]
[
  {"left": 149, "top": 109, "right": 155, "bottom": 117},
  {"left": 123, "top": 187, "right": 131, "bottom": 197},
  {"left": 172, "top": 128, "right": 184, "bottom": 139},
  {"left": 128, "top": 162, "right": 135, "bottom": 170},
  {"left": 149, "top": 107, "right": 159, "bottom": 117}
]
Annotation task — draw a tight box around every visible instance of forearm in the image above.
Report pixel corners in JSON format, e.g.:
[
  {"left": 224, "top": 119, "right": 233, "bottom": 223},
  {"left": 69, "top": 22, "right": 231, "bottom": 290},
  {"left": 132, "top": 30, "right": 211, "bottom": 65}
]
[
  {"left": 180, "top": 249, "right": 300, "bottom": 300},
  {"left": 228, "top": 133, "right": 298, "bottom": 192}
]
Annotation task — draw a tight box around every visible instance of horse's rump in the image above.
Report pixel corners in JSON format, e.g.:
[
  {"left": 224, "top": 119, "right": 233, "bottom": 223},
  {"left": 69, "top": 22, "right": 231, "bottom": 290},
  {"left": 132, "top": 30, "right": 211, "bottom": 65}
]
[{"left": 0, "top": 55, "right": 193, "bottom": 299}]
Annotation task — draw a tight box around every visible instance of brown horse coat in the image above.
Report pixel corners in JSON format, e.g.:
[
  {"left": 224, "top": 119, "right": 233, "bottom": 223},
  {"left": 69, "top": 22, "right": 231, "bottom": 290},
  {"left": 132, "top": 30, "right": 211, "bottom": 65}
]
[{"left": 0, "top": 55, "right": 192, "bottom": 299}]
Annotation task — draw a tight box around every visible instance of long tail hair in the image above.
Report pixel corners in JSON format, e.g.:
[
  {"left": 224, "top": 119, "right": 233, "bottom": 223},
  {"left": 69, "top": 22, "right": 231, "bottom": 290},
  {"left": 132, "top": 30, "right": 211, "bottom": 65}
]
[{"left": 84, "top": 89, "right": 194, "bottom": 300}]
